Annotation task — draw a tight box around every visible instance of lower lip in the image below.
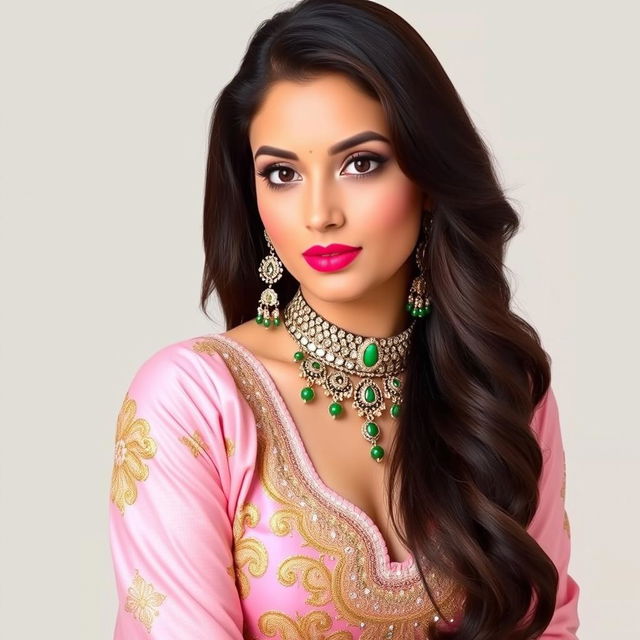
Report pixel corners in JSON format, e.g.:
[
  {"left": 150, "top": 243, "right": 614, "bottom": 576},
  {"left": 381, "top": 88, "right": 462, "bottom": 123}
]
[{"left": 303, "top": 249, "right": 362, "bottom": 272}]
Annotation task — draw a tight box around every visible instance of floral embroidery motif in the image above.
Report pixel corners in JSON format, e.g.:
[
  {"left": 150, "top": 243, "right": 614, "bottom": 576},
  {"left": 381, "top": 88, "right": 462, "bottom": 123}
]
[
  {"left": 258, "top": 609, "right": 354, "bottom": 639},
  {"left": 193, "top": 336, "right": 465, "bottom": 638},
  {"left": 225, "top": 436, "right": 236, "bottom": 457},
  {"left": 277, "top": 554, "right": 333, "bottom": 607},
  {"left": 111, "top": 393, "right": 157, "bottom": 515},
  {"left": 125, "top": 569, "right": 166, "bottom": 632},
  {"left": 179, "top": 429, "right": 209, "bottom": 457},
  {"left": 232, "top": 503, "right": 268, "bottom": 598}
]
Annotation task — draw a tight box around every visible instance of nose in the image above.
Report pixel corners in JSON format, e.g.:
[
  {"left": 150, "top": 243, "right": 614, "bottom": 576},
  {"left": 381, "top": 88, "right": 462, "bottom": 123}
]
[{"left": 303, "top": 177, "right": 345, "bottom": 232}]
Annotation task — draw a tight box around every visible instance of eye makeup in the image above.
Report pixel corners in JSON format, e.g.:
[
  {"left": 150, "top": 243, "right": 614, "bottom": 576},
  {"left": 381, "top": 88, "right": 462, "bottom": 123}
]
[{"left": 256, "top": 152, "right": 389, "bottom": 191}]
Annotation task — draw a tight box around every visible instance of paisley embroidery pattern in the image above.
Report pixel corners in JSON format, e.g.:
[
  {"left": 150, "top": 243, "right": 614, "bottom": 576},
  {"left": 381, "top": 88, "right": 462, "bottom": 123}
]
[
  {"left": 125, "top": 569, "right": 167, "bottom": 632},
  {"left": 111, "top": 393, "right": 157, "bottom": 515},
  {"left": 179, "top": 429, "right": 208, "bottom": 457},
  {"left": 277, "top": 554, "right": 333, "bottom": 606},
  {"left": 193, "top": 335, "right": 465, "bottom": 638},
  {"left": 258, "top": 609, "right": 354, "bottom": 639},
  {"left": 232, "top": 503, "right": 269, "bottom": 598}
]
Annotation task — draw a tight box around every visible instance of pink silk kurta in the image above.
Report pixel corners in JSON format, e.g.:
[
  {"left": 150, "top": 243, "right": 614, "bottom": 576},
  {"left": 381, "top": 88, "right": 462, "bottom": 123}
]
[{"left": 108, "top": 333, "right": 580, "bottom": 638}]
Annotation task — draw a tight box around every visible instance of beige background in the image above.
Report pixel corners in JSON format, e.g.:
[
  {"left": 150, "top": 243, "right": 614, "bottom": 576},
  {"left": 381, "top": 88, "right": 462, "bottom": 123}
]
[{"left": 1, "top": 1, "right": 638, "bottom": 638}]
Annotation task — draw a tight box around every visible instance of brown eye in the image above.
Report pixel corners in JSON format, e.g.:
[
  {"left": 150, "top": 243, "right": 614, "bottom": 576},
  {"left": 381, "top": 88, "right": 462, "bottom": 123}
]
[
  {"left": 342, "top": 152, "right": 388, "bottom": 177},
  {"left": 353, "top": 157, "right": 371, "bottom": 173},
  {"left": 276, "top": 167, "right": 295, "bottom": 182},
  {"left": 256, "top": 163, "right": 302, "bottom": 190}
]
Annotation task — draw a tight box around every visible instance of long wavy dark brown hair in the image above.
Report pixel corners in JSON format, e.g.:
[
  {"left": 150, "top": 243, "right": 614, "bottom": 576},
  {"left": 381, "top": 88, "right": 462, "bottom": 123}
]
[{"left": 200, "top": 1, "right": 557, "bottom": 637}]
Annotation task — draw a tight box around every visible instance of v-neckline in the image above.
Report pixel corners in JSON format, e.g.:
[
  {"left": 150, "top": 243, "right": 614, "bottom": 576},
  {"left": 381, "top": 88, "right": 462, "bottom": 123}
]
[{"left": 213, "top": 333, "right": 418, "bottom": 577}]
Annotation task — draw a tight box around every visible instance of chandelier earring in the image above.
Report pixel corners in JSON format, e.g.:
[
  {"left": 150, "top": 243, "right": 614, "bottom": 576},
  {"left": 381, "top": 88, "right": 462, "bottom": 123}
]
[
  {"left": 406, "top": 211, "right": 433, "bottom": 318},
  {"left": 256, "top": 229, "right": 284, "bottom": 328}
]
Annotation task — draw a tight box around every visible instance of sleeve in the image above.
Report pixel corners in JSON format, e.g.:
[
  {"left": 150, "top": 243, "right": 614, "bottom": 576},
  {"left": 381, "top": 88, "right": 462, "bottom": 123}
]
[
  {"left": 527, "top": 384, "right": 581, "bottom": 638},
  {"left": 108, "top": 341, "right": 245, "bottom": 638}
]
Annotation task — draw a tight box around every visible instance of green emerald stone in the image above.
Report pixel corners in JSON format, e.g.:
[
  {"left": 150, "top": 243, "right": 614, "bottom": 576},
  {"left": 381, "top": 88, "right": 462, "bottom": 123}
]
[
  {"left": 301, "top": 387, "right": 314, "bottom": 402},
  {"left": 293, "top": 351, "right": 304, "bottom": 361},
  {"left": 390, "top": 403, "right": 400, "bottom": 418},
  {"left": 370, "top": 445, "right": 384, "bottom": 461},
  {"left": 364, "top": 386, "right": 376, "bottom": 403},
  {"left": 263, "top": 318, "right": 271, "bottom": 327},
  {"left": 329, "top": 402, "right": 342, "bottom": 417},
  {"left": 312, "top": 361, "right": 321, "bottom": 370},
  {"left": 256, "top": 314, "right": 263, "bottom": 324},
  {"left": 273, "top": 316, "right": 281, "bottom": 326},
  {"left": 362, "top": 342, "right": 379, "bottom": 367},
  {"left": 365, "top": 422, "right": 379, "bottom": 437},
  {"left": 392, "top": 377, "right": 400, "bottom": 388}
]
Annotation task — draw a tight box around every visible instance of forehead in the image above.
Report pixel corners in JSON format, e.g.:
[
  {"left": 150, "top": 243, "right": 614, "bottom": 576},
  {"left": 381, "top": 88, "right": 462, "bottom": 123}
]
[{"left": 249, "top": 73, "right": 389, "bottom": 150}]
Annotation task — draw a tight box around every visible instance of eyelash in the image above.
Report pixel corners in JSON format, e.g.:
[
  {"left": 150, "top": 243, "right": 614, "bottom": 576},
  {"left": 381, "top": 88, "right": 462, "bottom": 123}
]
[{"left": 256, "top": 152, "right": 388, "bottom": 191}]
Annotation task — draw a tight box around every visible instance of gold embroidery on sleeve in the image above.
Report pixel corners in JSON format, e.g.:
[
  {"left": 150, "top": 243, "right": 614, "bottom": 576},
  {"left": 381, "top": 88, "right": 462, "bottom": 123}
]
[
  {"left": 225, "top": 437, "right": 236, "bottom": 457},
  {"left": 179, "top": 430, "right": 209, "bottom": 457},
  {"left": 232, "top": 503, "right": 268, "bottom": 598},
  {"left": 111, "top": 394, "right": 157, "bottom": 515},
  {"left": 125, "top": 569, "right": 167, "bottom": 632},
  {"left": 258, "top": 609, "right": 354, "bottom": 639}
]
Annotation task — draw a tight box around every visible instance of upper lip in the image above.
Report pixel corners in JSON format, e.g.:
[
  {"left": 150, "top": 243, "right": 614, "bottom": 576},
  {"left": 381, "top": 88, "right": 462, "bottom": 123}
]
[{"left": 303, "top": 243, "right": 361, "bottom": 256}]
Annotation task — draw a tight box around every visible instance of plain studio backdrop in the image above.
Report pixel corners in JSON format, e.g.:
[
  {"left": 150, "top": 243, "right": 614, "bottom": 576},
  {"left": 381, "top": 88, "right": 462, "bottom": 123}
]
[{"left": 1, "top": 1, "right": 638, "bottom": 638}]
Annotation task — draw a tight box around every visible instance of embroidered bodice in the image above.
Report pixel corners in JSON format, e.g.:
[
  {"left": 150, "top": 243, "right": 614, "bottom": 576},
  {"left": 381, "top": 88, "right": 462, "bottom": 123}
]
[{"left": 108, "top": 333, "right": 580, "bottom": 638}]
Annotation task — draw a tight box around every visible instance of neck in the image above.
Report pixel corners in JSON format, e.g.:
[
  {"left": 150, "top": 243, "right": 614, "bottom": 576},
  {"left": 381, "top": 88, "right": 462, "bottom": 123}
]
[{"left": 296, "top": 259, "right": 413, "bottom": 338}]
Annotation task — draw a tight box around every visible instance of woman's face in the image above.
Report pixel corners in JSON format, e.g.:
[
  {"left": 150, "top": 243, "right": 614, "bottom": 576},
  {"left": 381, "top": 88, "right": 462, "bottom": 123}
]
[{"left": 249, "top": 72, "right": 428, "bottom": 309}]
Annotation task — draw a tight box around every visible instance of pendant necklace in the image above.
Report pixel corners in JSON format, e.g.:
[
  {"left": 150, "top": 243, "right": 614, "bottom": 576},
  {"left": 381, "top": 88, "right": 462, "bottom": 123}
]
[{"left": 281, "top": 287, "right": 416, "bottom": 462}]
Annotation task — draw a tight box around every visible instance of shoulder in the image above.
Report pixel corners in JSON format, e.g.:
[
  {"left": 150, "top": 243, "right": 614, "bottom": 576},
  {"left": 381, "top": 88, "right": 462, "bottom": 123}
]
[
  {"left": 125, "top": 333, "right": 234, "bottom": 396},
  {"left": 119, "top": 332, "right": 249, "bottom": 448},
  {"left": 116, "top": 332, "right": 258, "bottom": 474}
]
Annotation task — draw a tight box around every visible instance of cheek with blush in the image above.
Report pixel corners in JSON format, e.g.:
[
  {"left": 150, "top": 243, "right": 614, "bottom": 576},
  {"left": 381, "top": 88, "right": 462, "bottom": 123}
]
[{"left": 367, "top": 185, "right": 421, "bottom": 233}]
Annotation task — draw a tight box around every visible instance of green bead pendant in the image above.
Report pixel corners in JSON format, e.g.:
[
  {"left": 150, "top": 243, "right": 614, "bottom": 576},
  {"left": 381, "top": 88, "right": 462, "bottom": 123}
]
[
  {"left": 301, "top": 386, "right": 314, "bottom": 402},
  {"left": 390, "top": 403, "right": 400, "bottom": 418},
  {"left": 328, "top": 402, "right": 343, "bottom": 418},
  {"left": 370, "top": 444, "right": 385, "bottom": 461},
  {"left": 293, "top": 351, "right": 304, "bottom": 362}
]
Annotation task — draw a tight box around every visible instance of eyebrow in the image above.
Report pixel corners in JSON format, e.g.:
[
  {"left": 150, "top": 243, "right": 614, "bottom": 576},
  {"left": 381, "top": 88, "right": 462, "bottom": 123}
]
[{"left": 253, "top": 130, "right": 391, "bottom": 161}]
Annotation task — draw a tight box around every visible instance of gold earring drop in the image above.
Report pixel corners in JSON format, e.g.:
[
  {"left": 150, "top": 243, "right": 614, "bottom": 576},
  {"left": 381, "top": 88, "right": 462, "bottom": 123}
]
[
  {"left": 406, "top": 213, "right": 432, "bottom": 318},
  {"left": 256, "top": 229, "right": 283, "bottom": 328}
]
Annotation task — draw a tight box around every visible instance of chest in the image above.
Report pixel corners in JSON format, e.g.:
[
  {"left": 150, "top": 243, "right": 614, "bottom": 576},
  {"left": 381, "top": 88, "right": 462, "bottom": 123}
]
[{"left": 256, "top": 354, "right": 412, "bottom": 565}]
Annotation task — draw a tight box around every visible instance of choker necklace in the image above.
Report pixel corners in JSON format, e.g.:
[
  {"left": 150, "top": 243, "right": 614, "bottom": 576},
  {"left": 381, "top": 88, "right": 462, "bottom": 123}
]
[{"left": 282, "top": 287, "right": 416, "bottom": 462}]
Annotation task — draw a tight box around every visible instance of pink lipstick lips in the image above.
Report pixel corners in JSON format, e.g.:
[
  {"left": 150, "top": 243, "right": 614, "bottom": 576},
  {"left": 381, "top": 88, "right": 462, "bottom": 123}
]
[{"left": 302, "top": 243, "right": 362, "bottom": 273}]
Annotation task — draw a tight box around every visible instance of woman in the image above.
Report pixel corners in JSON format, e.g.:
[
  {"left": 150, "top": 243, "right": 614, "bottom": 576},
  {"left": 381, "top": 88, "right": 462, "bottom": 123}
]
[{"left": 108, "top": 1, "right": 580, "bottom": 638}]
